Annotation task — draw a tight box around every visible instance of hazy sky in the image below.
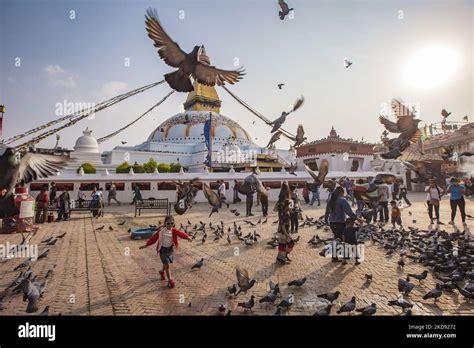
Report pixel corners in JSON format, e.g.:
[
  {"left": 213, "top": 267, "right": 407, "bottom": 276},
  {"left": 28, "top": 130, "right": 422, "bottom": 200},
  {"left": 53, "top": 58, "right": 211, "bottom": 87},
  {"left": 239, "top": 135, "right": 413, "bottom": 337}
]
[{"left": 1, "top": 0, "right": 473, "bottom": 151}]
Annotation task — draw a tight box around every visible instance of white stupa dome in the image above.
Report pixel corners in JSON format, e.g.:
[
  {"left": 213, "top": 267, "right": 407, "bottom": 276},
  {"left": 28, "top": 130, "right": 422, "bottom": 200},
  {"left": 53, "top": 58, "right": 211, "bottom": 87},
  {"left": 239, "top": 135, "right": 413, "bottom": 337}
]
[
  {"left": 74, "top": 128, "right": 99, "bottom": 154},
  {"left": 146, "top": 111, "right": 254, "bottom": 146}
]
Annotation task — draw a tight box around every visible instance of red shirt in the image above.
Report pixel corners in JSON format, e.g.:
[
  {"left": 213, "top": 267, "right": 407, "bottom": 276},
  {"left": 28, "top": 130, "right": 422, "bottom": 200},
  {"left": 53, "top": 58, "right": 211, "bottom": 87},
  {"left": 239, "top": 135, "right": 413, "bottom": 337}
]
[
  {"left": 146, "top": 227, "right": 189, "bottom": 252},
  {"left": 36, "top": 192, "right": 49, "bottom": 207}
]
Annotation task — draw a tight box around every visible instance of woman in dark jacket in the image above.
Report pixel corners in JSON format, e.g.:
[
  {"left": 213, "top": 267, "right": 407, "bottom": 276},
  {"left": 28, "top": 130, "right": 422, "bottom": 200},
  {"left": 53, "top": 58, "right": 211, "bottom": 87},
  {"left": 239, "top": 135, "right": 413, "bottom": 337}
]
[{"left": 325, "top": 186, "right": 358, "bottom": 262}]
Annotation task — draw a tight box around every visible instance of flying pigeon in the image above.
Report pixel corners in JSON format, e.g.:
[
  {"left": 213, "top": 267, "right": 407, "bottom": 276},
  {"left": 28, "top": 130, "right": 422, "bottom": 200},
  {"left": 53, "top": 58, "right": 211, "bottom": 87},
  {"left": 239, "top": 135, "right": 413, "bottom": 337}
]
[
  {"left": 235, "top": 267, "right": 256, "bottom": 295},
  {"left": 278, "top": 0, "right": 293, "bottom": 20},
  {"left": 267, "top": 131, "right": 282, "bottom": 148},
  {"left": 277, "top": 83, "right": 285, "bottom": 89},
  {"left": 293, "top": 124, "right": 307, "bottom": 147},
  {"left": 0, "top": 145, "right": 67, "bottom": 218},
  {"left": 270, "top": 96, "right": 304, "bottom": 133},
  {"left": 441, "top": 109, "right": 451, "bottom": 118},
  {"left": 121, "top": 141, "right": 127, "bottom": 145},
  {"left": 343, "top": 57, "right": 353, "bottom": 68},
  {"left": 145, "top": 8, "right": 245, "bottom": 92},
  {"left": 304, "top": 159, "right": 329, "bottom": 186},
  {"left": 202, "top": 183, "right": 222, "bottom": 217}
]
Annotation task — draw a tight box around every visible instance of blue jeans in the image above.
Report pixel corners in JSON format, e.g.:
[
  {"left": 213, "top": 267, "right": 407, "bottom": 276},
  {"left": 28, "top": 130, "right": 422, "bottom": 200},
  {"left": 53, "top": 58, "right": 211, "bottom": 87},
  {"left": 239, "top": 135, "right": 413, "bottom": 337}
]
[
  {"left": 355, "top": 200, "right": 365, "bottom": 215},
  {"left": 310, "top": 191, "right": 320, "bottom": 205}
]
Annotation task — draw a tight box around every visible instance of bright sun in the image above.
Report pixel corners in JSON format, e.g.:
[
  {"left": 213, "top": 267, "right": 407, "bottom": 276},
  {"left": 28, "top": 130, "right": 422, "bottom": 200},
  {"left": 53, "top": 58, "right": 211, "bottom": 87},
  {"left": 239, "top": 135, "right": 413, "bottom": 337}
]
[{"left": 402, "top": 45, "right": 460, "bottom": 89}]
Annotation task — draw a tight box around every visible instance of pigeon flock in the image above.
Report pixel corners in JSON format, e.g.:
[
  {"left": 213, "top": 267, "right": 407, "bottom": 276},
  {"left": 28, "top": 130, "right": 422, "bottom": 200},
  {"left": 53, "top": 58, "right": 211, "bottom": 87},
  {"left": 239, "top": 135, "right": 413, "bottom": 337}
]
[{"left": 0, "top": 229, "right": 68, "bottom": 315}]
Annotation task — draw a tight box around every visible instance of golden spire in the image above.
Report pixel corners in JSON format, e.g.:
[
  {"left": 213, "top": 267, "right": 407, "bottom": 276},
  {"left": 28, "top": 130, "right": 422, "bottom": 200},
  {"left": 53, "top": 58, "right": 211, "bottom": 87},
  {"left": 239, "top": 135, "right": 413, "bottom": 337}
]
[{"left": 183, "top": 46, "right": 222, "bottom": 113}]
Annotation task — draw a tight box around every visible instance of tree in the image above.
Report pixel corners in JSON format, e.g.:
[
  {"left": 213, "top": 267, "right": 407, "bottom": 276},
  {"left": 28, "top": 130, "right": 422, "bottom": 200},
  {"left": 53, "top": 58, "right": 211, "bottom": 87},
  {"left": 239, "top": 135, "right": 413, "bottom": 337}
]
[
  {"left": 143, "top": 158, "right": 158, "bottom": 173},
  {"left": 116, "top": 162, "right": 131, "bottom": 174},
  {"left": 157, "top": 163, "right": 171, "bottom": 173},
  {"left": 77, "top": 163, "right": 96, "bottom": 174},
  {"left": 170, "top": 162, "right": 182, "bottom": 173}
]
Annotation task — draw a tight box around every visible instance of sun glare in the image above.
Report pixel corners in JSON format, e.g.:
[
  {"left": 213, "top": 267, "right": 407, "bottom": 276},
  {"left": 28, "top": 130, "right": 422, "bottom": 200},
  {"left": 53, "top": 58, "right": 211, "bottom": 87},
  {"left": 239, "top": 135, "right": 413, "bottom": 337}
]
[{"left": 402, "top": 45, "right": 460, "bottom": 89}]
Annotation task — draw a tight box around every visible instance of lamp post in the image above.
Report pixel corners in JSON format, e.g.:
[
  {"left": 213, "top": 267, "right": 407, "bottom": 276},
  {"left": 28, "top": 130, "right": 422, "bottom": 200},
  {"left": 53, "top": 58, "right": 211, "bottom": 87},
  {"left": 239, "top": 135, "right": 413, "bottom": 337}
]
[{"left": 0, "top": 104, "right": 5, "bottom": 139}]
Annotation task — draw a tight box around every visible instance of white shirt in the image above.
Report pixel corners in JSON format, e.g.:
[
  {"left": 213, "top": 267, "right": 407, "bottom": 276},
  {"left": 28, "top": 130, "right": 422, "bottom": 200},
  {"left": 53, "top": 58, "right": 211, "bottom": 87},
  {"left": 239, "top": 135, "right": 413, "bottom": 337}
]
[
  {"left": 218, "top": 183, "right": 226, "bottom": 196},
  {"left": 78, "top": 191, "right": 86, "bottom": 200},
  {"left": 160, "top": 227, "right": 173, "bottom": 248},
  {"left": 378, "top": 184, "right": 390, "bottom": 202},
  {"left": 425, "top": 186, "right": 440, "bottom": 201}
]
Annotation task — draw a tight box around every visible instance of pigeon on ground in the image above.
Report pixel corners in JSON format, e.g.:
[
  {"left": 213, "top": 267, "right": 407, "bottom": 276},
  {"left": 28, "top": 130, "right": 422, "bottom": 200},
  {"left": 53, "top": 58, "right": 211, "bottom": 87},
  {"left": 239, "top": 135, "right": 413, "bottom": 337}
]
[
  {"left": 288, "top": 277, "right": 306, "bottom": 287},
  {"left": 365, "top": 274, "right": 373, "bottom": 282},
  {"left": 356, "top": 303, "right": 377, "bottom": 316},
  {"left": 277, "top": 293, "right": 294, "bottom": 309},
  {"left": 7, "top": 267, "right": 32, "bottom": 290},
  {"left": 237, "top": 295, "right": 255, "bottom": 311},
  {"left": 218, "top": 304, "right": 226, "bottom": 313},
  {"left": 145, "top": 8, "right": 244, "bottom": 92},
  {"left": 109, "top": 226, "right": 114, "bottom": 231},
  {"left": 388, "top": 296, "right": 413, "bottom": 309},
  {"left": 317, "top": 291, "right": 341, "bottom": 303},
  {"left": 422, "top": 284, "right": 442, "bottom": 302},
  {"left": 45, "top": 238, "right": 57, "bottom": 246},
  {"left": 337, "top": 296, "right": 356, "bottom": 314},
  {"left": 398, "top": 277, "right": 415, "bottom": 295},
  {"left": 407, "top": 270, "right": 428, "bottom": 282},
  {"left": 313, "top": 304, "right": 333, "bottom": 316},
  {"left": 278, "top": 0, "right": 293, "bottom": 20},
  {"left": 96, "top": 226, "right": 105, "bottom": 231},
  {"left": 456, "top": 285, "right": 474, "bottom": 301},
  {"left": 191, "top": 258, "right": 204, "bottom": 270},
  {"left": 259, "top": 291, "right": 278, "bottom": 304},
  {"left": 227, "top": 284, "right": 237, "bottom": 296}
]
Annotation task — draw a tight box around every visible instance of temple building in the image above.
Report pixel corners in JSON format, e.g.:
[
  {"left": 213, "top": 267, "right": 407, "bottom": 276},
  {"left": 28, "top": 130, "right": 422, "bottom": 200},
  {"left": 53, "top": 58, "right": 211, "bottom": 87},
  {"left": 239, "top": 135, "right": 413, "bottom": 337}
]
[
  {"left": 98, "top": 48, "right": 293, "bottom": 173},
  {"left": 296, "top": 127, "right": 376, "bottom": 171}
]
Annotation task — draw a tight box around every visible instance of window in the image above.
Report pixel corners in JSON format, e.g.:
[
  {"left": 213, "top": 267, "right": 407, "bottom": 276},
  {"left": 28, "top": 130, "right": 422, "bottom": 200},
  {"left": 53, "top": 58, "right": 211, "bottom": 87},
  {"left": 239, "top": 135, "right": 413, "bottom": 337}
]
[
  {"left": 30, "top": 183, "right": 48, "bottom": 191},
  {"left": 157, "top": 182, "right": 177, "bottom": 191},
  {"left": 263, "top": 182, "right": 282, "bottom": 189},
  {"left": 132, "top": 182, "right": 151, "bottom": 191},
  {"left": 105, "top": 182, "right": 125, "bottom": 191},
  {"left": 80, "top": 183, "right": 100, "bottom": 191},
  {"left": 56, "top": 183, "right": 74, "bottom": 191}
]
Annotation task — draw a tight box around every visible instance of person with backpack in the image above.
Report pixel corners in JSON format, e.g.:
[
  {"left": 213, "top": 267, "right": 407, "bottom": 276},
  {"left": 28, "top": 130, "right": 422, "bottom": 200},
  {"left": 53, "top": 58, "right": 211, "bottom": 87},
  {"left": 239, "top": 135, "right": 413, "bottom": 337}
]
[{"left": 425, "top": 179, "right": 444, "bottom": 225}]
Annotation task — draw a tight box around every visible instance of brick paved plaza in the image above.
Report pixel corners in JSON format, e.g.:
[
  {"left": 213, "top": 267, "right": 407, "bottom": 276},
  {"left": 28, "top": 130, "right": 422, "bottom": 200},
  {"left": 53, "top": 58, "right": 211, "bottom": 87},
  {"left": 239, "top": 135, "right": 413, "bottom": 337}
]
[{"left": 0, "top": 193, "right": 472, "bottom": 316}]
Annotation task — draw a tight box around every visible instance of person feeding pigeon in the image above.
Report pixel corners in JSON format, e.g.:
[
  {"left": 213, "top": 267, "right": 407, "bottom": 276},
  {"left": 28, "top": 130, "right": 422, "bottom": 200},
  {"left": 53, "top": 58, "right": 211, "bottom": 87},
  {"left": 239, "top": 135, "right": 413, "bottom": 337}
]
[
  {"left": 342, "top": 218, "right": 361, "bottom": 265},
  {"left": 140, "top": 215, "right": 191, "bottom": 289}
]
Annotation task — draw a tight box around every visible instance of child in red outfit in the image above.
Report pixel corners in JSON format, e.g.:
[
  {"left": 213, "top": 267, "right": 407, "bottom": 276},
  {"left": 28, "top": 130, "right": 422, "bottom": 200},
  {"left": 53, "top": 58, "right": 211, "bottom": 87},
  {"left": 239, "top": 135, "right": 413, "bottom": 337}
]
[{"left": 140, "top": 215, "right": 191, "bottom": 288}]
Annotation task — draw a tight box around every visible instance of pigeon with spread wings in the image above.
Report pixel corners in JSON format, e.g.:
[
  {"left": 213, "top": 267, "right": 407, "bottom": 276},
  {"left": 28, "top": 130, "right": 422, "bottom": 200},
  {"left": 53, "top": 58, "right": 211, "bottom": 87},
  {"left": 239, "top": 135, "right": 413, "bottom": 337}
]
[
  {"left": 304, "top": 159, "right": 329, "bottom": 186},
  {"left": 145, "top": 8, "right": 245, "bottom": 92},
  {"left": 293, "top": 125, "right": 307, "bottom": 148},
  {"left": 202, "top": 183, "right": 222, "bottom": 217},
  {"left": 379, "top": 99, "right": 422, "bottom": 159},
  {"left": 270, "top": 96, "right": 305, "bottom": 133},
  {"left": 278, "top": 0, "right": 294, "bottom": 20},
  {"left": 235, "top": 267, "right": 256, "bottom": 295},
  {"left": 0, "top": 146, "right": 67, "bottom": 218}
]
